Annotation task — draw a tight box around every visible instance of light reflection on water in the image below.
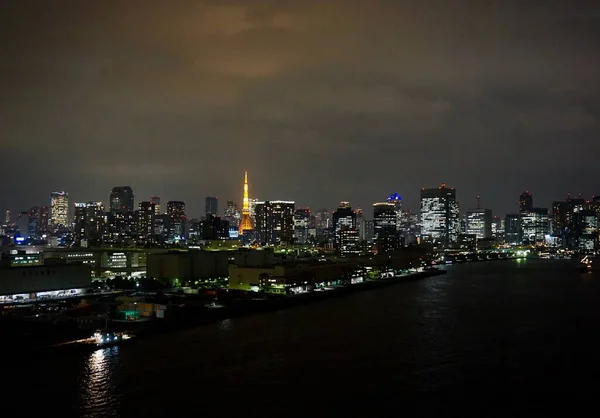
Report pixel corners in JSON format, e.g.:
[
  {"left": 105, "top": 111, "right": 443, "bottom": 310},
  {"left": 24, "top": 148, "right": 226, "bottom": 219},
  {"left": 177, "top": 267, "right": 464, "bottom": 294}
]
[{"left": 78, "top": 347, "right": 121, "bottom": 417}]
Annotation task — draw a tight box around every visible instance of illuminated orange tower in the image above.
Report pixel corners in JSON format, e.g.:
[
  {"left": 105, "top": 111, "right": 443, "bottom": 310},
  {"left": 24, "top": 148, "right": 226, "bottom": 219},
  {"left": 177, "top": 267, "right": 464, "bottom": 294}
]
[{"left": 238, "top": 171, "right": 253, "bottom": 234}]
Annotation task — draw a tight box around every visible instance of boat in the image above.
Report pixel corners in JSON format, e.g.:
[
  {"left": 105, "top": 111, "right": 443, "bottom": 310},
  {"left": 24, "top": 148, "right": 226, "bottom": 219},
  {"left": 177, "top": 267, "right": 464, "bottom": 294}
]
[
  {"left": 51, "top": 317, "right": 137, "bottom": 351},
  {"left": 78, "top": 330, "right": 135, "bottom": 351},
  {"left": 50, "top": 330, "right": 136, "bottom": 352},
  {"left": 89, "top": 330, "right": 135, "bottom": 348},
  {"left": 580, "top": 255, "right": 593, "bottom": 273}
]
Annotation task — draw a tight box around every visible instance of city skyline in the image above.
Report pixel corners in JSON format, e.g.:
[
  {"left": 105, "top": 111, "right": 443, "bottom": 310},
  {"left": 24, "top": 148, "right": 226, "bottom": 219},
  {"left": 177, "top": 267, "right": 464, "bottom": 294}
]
[
  {"left": 1, "top": 1, "right": 599, "bottom": 217},
  {"left": 1, "top": 180, "right": 600, "bottom": 222}
]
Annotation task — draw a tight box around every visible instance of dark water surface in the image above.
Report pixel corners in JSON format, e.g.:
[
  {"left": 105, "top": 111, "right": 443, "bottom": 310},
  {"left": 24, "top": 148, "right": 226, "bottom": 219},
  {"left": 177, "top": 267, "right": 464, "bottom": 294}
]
[{"left": 10, "top": 260, "right": 600, "bottom": 416}]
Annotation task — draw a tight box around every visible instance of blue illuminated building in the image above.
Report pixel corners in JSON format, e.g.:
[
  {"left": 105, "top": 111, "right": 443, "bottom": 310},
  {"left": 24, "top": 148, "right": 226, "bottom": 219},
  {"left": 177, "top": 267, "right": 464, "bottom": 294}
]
[{"left": 386, "top": 193, "right": 402, "bottom": 203}]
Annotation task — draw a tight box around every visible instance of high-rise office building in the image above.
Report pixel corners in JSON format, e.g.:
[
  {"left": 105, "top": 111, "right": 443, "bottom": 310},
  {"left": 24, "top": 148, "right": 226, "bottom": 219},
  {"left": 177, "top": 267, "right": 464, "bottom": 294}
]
[
  {"left": 333, "top": 202, "right": 355, "bottom": 244},
  {"left": 106, "top": 210, "right": 136, "bottom": 242},
  {"left": 239, "top": 172, "right": 253, "bottom": 235},
  {"left": 354, "top": 208, "right": 365, "bottom": 241},
  {"left": 552, "top": 195, "right": 597, "bottom": 249},
  {"left": 364, "top": 220, "right": 375, "bottom": 242},
  {"left": 167, "top": 201, "right": 186, "bottom": 239},
  {"left": 249, "top": 199, "right": 258, "bottom": 218},
  {"left": 578, "top": 210, "right": 598, "bottom": 251},
  {"left": 39, "top": 206, "right": 49, "bottom": 234},
  {"left": 504, "top": 214, "right": 522, "bottom": 245},
  {"left": 465, "top": 209, "right": 493, "bottom": 239},
  {"left": 167, "top": 201, "right": 186, "bottom": 219},
  {"left": 386, "top": 193, "right": 403, "bottom": 232},
  {"left": 339, "top": 228, "right": 361, "bottom": 256},
  {"left": 465, "top": 198, "right": 493, "bottom": 239},
  {"left": 522, "top": 208, "right": 549, "bottom": 245},
  {"left": 314, "top": 209, "right": 331, "bottom": 231},
  {"left": 150, "top": 196, "right": 161, "bottom": 215},
  {"left": 519, "top": 191, "right": 533, "bottom": 213},
  {"left": 255, "top": 201, "right": 295, "bottom": 245},
  {"left": 136, "top": 201, "right": 156, "bottom": 242},
  {"left": 332, "top": 202, "right": 359, "bottom": 254},
  {"left": 248, "top": 198, "right": 259, "bottom": 233},
  {"left": 28, "top": 207, "right": 40, "bottom": 239},
  {"left": 373, "top": 202, "right": 400, "bottom": 254},
  {"left": 188, "top": 218, "right": 202, "bottom": 241},
  {"left": 16, "top": 211, "right": 29, "bottom": 239},
  {"left": 205, "top": 195, "right": 218, "bottom": 217},
  {"left": 592, "top": 196, "right": 600, "bottom": 217},
  {"left": 420, "top": 183, "right": 460, "bottom": 247},
  {"left": 50, "top": 191, "right": 69, "bottom": 227},
  {"left": 398, "top": 210, "right": 419, "bottom": 236},
  {"left": 74, "top": 202, "right": 105, "bottom": 246},
  {"left": 154, "top": 214, "right": 171, "bottom": 241},
  {"left": 491, "top": 216, "right": 504, "bottom": 241},
  {"left": 224, "top": 200, "right": 240, "bottom": 230},
  {"left": 199, "top": 214, "right": 230, "bottom": 240},
  {"left": 294, "top": 208, "right": 311, "bottom": 244},
  {"left": 110, "top": 186, "right": 135, "bottom": 214}
]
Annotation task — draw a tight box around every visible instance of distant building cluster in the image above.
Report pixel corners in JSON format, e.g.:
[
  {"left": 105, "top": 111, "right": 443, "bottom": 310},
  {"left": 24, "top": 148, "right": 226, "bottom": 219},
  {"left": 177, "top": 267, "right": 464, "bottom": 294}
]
[{"left": 1, "top": 175, "right": 600, "bottom": 255}]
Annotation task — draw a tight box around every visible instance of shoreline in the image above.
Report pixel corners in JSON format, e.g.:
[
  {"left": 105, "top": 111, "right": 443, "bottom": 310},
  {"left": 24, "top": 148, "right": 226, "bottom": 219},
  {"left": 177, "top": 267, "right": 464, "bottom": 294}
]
[
  {"left": 34, "top": 268, "right": 447, "bottom": 353},
  {"left": 6, "top": 257, "right": 559, "bottom": 356},
  {"left": 111, "top": 268, "right": 449, "bottom": 340}
]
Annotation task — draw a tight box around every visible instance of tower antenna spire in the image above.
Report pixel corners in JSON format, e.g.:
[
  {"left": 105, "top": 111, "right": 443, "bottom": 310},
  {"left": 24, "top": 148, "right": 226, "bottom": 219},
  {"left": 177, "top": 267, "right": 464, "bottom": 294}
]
[{"left": 239, "top": 171, "right": 253, "bottom": 235}]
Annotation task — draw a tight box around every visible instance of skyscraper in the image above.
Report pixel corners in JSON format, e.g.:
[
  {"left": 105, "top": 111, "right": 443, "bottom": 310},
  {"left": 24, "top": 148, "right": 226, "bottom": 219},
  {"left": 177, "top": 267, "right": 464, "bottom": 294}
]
[
  {"left": 420, "top": 183, "right": 460, "bottom": 247},
  {"left": 504, "top": 214, "right": 522, "bottom": 245},
  {"left": 205, "top": 195, "right": 218, "bottom": 217},
  {"left": 552, "top": 196, "right": 591, "bottom": 249},
  {"left": 110, "top": 186, "right": 135, "bottom": 214},
  {"left": 16, "top": 211, "right": 29, "bottom": 239},
  {"left": 465, "top": 197, "right": 492, "bottom": 239},
  {"left": 465, "top": 209, "right": 493, "bottom": 239},
  {"left": 150, "top": 196, "right": 161, "bottom": 215},
  {"left": 578, "top": 210, "right": 598, "bottom": 251},
  {"left": 373, "top": 202, "right": 399, "bottom": 254},
  {"left": 39, "top": 206, "right": 49, "bottom": 234},
  {"left": 28, "top": 206, "right": 40, "bottom": 239},
  {"left": 249, "top": 198, "right": 258, "bottom": 220},
  {"left": 136, "top": 201, "right": 156, "bottom": 242},
  {"left": 521, "top": 208, "right": 549, "bottom": 245},
  {"left": 167, "top": 201, "right": 186, "bottom": 239},
  {"left": 74, "top": 202, "right": 105, "bottom": 246},
  {"left": 294, "top": 208, "right": 311, "bottom": 244},
  {"left": 239, "top": 171, "right": 253, "bottom": 235},
  {"left": 354, "top": 208, "right": 365, "bottom": 241},
  {"left": 255, "top": 201, "right": 295, "bottom": 244},
  {"left": 199, "top": 214, "right": 230, "bottom": 240},
  {"left": 224, "top": 200, "right": 240, "bottom": 230},
  {"left": 332, "top": 202, "right": 357, "bottom": 254},
  {"left": 339, "top": 228, "right": 361, "bottom": 256},
  {"left": 50, "top": 191, "right": 69, "bottom": 227},
  {"left": 314, "top": 209, "right": 331, "bottom": 231},
  {"left": 386, "top": 193, "right": 403, "bottom": 232},
  {"left": 519, "top": 191, "right": 533, "bottom": 213}
]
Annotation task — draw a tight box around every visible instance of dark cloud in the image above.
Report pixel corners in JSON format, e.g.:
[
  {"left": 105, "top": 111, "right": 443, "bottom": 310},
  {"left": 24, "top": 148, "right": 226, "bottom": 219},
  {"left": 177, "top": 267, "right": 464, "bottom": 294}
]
[{"left": 1, "top": 0, "right": 599, "bottom": 218}]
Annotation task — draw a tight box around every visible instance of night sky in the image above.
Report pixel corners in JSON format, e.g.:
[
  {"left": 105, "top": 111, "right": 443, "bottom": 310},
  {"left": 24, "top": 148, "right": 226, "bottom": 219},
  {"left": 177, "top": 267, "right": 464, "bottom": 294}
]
[{"left": 1, "top": 0, "right": 599, "bottom": 218}]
